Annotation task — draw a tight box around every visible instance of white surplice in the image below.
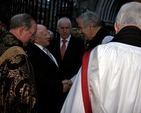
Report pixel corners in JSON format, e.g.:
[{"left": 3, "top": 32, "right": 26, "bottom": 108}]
[{"left": 61, "top": 42, "right": 141, "bottom": 113}]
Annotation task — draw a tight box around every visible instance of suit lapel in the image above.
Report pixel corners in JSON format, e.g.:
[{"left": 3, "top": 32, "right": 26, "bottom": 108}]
[{"left": 33, "top": 44, "right": 59, "bottom": 68}]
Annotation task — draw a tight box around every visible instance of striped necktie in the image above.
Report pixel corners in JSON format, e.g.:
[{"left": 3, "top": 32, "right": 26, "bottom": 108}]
[{"left": 43, "top": 48, "right": 54, "bottom": 61}]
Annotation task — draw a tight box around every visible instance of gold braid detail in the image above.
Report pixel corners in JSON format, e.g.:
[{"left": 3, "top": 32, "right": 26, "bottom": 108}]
[{"left": 0, "top": 46, "right": 27, "bottom": 65}]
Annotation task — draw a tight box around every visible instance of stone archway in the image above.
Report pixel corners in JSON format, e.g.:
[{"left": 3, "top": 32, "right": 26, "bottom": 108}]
[{"left": 93, "top": 0, "right": 126, "bottom": 34}]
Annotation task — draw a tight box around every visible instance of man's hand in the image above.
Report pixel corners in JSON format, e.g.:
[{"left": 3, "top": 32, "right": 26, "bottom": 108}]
[{"left": 62, "top": 79, "right": 72, "bottom": 93}]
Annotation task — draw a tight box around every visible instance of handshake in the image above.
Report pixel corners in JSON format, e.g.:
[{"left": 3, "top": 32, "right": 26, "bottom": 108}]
[{"left": 62, "top": 79, "right": 72, "bottom": 93}]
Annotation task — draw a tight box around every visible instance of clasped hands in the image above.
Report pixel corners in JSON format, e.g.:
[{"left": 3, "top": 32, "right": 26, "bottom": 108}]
[{"left": 62, "top": 79, "right": 72, "bottom": 93}]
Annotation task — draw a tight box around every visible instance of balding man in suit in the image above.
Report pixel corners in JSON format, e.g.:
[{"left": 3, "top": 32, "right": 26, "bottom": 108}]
[{"left": 25, "top": 24, "right": 64, "bottom": 113}]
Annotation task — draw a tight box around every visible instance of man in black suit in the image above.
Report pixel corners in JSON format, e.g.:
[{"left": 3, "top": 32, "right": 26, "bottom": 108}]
[
  {"left": 25, "top": 24, "right": 63, "bottom": 113},
  {"left": 48, "top": 17, "right": 85, "bottom": 97},
  {"left": 48, "top": 17, "right": 85, "bottom": 80}
]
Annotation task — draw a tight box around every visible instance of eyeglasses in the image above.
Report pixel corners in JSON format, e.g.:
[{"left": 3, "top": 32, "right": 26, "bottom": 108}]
[{"left": 28, "top": 30, "right": 36, "bottom": 38}]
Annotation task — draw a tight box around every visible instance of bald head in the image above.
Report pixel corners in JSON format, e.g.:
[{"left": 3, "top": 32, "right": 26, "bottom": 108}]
[
  {"left": 34, "top": 24, "right": 51, "bottom": 47},
  {"left": 36, "top": 24, "right": 47, "bottom": 35}
]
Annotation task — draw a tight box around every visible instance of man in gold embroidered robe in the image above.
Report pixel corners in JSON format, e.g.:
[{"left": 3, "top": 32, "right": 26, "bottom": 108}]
[{"left": 0, "top": 13, "right": 37, "bottom": 113}]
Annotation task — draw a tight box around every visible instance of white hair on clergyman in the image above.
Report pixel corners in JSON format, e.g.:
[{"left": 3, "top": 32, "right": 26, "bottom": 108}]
[{"left": 115, "top": 2, "right": 141, "bottom": 29}]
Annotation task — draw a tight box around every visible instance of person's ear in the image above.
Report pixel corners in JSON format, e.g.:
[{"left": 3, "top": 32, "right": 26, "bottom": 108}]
[
  {"left": 114, "top": 23, "right": 118, "bottom": 34},
  {"left": 19, "top": 26, "right": 25, "bottom": 36}
]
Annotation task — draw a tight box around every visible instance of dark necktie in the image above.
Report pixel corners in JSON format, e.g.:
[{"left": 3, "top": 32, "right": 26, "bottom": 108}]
[{"left": 61, "top": 39, "right": 67, "bottom": 60}]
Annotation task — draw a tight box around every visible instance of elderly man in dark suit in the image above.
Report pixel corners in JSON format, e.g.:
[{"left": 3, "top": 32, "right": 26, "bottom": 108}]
[
  {"left": 48, "top": 17, "right": 85, "bottom": 97},
  {"left": 48, "top": 17, "right": 85, "bottom": 80},
  {"left": 25, "top": 24, "right": 64, "bottom": 113}
]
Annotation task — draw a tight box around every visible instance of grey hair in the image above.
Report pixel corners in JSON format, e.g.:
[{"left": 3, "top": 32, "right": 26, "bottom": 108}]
[
  {"left": 57, "top": 17, "right": 72, "bottom": 28},
  {"left": 10, "top": 13, "right": 35, "bottom": 30},
  {"left": 76, "top": 11, "right": 102, "bottom": 28},
  {"left": 48, "top": 30, "right": 54, "bottom": 36},
  {"left": 115, "top": 2, "right": 141, "bottom": 29}
]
